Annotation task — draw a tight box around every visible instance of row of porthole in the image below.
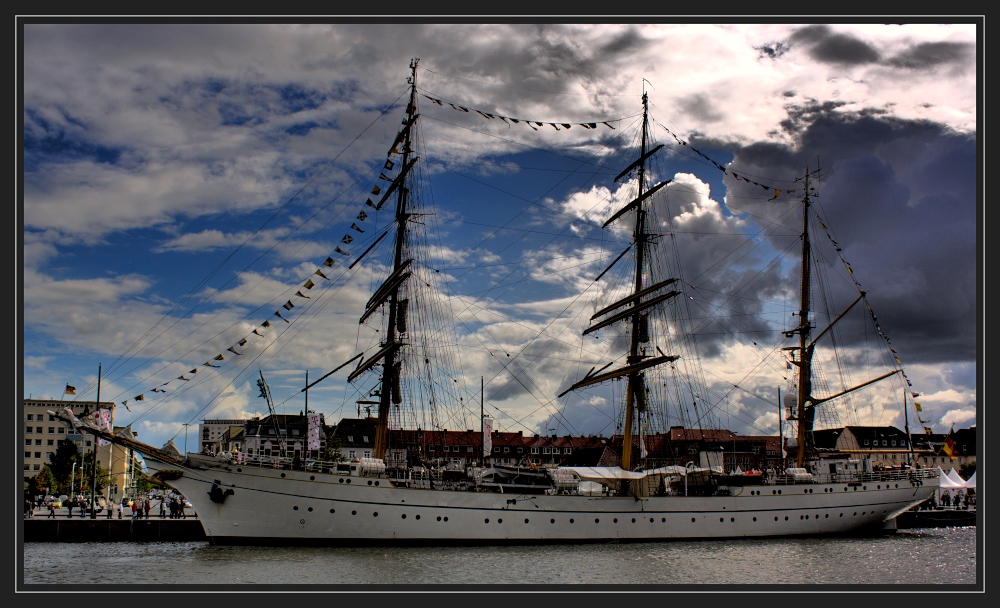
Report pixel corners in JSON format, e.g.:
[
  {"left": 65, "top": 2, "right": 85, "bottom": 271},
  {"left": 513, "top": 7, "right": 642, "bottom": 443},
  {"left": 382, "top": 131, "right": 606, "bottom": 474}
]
[{"left": 692, "top": 509, "right": 889, "bottom": 523}]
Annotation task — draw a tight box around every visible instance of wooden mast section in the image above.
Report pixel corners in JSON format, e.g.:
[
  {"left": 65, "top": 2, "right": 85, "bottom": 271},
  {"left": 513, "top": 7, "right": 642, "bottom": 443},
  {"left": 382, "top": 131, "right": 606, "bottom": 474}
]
[
  {"left": 562, "top": 91, "right": 678, "bottom": 474},
  {"left": 373, "top": 58, "right": 419, "bottom": 460},
  {"left": 794, "top": 169, "right": 813, "bottom": 469}
]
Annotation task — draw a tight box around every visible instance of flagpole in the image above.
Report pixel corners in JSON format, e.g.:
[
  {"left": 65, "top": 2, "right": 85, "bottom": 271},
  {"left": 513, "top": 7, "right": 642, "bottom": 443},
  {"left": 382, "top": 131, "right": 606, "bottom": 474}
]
[
  {"left": 903, "top": 387, "right": 914, "bottom": 466},
  {"left": 90, "top": 363, "right": 101, "bottom": 519}
]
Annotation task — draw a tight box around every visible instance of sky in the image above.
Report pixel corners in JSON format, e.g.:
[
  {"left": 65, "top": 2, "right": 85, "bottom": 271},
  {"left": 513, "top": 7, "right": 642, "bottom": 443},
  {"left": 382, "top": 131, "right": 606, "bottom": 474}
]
[{"left": 20, "top": 21, "right": 980, "bottom": 454}]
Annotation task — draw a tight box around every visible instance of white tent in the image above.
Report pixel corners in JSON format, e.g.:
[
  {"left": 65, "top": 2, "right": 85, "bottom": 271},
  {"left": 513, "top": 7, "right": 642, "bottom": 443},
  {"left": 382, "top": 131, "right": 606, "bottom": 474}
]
[
  {"left": 966, "top": 471, "right": 976, "bottom": 489},
  {"left": 947, "top": 468, "right": 967, "bottom": 488},
  {"left": 936, "top": 467, "right": 965, "bottom": 488}
]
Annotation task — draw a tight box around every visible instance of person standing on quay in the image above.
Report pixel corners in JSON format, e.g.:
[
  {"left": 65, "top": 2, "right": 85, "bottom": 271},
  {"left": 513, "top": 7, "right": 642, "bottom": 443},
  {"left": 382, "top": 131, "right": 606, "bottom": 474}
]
[
  {"left": 159, "top": 499, "right": 166, "bottom": 518},
  {"left": 47, "top": 501, "right": 56, "bottom": 518},
  {"left": 144, "top": 498, "right": 151, "bottom": 519},
  {"left": 117, "top": 502, "right": 123, "bottom": 519},
  {"left": 131, "top": 500, "right": 138, "bottom": 518}
]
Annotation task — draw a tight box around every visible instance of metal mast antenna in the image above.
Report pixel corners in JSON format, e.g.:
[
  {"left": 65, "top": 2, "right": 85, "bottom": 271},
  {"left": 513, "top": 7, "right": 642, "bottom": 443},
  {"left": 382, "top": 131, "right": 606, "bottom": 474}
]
[{"left": 374, "top": 57, "right": 419, "bottom": 459}]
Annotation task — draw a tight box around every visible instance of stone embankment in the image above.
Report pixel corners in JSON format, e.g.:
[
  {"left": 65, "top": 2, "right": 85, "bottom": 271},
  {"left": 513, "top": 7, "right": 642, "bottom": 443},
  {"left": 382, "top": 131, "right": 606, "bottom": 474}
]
[{"left": 24, "top": 518, "right": 206, "bottom": 542}]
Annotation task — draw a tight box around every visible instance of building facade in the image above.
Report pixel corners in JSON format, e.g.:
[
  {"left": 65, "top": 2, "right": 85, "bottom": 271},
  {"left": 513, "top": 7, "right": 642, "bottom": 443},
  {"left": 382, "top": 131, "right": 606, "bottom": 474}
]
[{"left": 199, "top": 418, "right": 248, "bottom": 454}]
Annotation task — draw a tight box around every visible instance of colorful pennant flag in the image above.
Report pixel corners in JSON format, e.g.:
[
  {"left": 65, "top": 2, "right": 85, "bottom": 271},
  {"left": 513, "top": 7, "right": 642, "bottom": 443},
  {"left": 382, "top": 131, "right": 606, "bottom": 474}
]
[
  {"left": 315, "top": 269, "right": 330, "bottom": 280},
  {"left": 942, "top": 429, "right": 956, "bottom": 460},
  {"left": 384, "top": 159, "right": 394, "bottom": 171},
  {"left": 324, "top": 257, "right": 335, "bottom": 267},
  {"left": 303, "top": 279, "right": 315, "bottom": 290},
  {"left": 357, "top": 211, "right": 368, "bottom": 221},
  {"left": 351, "top": 223, "right": 364, "bottom": 233},
  {"left": 335, "top": 247, "right": 349, "bottom": 256},
  {"left": 64, "top": 384, "right": 76, "bottom": 395},
  {"left": 342, "top": 235, "right": 354, "bottom": 245},
  {"left": 914, "top": 402, "right": 922, "bottom": 412},
  {"left": 214, "top": 354, "right": 224, "bottom": 361},
  {"left": 371, "top": 185, "right": 381, "bottom": 195},
  {"left": 275, "top": 310, "right": 289, "bottom": 323},
  {"left": 295, "top": 290, "right": 310, "bottom": 299},
  {"left": 283, "top": 300, "right": 295, "bottom": 310},
  {"left": 227, "top": 346, "right": 242, "bottom": 356}
]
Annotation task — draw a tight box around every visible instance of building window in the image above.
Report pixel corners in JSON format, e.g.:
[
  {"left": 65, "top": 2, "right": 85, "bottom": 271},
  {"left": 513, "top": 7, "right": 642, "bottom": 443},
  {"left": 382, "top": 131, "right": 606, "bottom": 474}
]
[
  {"left": 347, "top": 436, "right": 354, "bottom": 442},
  {"left": 565, "top": 447, "right": 572, "bottom": 454},
  {"left": 443, "top": 445, "right": 450, "bottom": 452},
  {"left": 49, "top": 415, "right": 56, "bottom": 421},
  {"left": 531, "top": 447, "right": 539, "bottom": 454},
  {"left": 543, "top": 447, "right": 551, "bottom": 454},
  {"left": 36, "top": 427, "right": 43, "bottom": 434},
  {"left": 34, "top": 452, "right": 41, "bottom": 458},
  {"left": 363, "top": 451, "right": 371, "bottom": 458},
  {"left": 882, "top": 440, "right": 887, "bottom": 446},
  {"left": 517, "top": 447, "right": 523, "bottom": 453},
  {"left": 46, "top": 440, "right": 53, "bottom": 446},
  {"left": 33, "top": 464, "right": 40, "bottom": 471},
  {"left": 891, "top": 440, "right": 896, "bottom": 446},
  {"left": 58, "top": 428, "right": 64, "bottom": 433},
  {"left": 24, "top": 452, "right": 30, "bottom": 458},
  {"left": 24, "top": 464, "right": 29, "bottom": 471},
  {"left": 863, "top": 439, "right": 869, "bottom": 445},
  {"left": 467, "top": 446, "right": 474, "bottom": 453},
  {"left": 46, "top": 452, "right": 53, "bottom": 459},
  {"left": 24, "top": 439, "right": 30, "bottom": 446},
  {"left": 363, "top": 436, "right": 369, "bottom": 443},
  {"left": 493, "top": 447, "right": 500, "bottom": 453},
  {"left": 26, "top": 414, "right": 33, "bottom": 421},
  {"left": 86, "top": 441, "right": 91, "bottom": 447},
  {"left": 892, "top": 454, "right": 897, "bottom": 461},
  {"left": 503, "top": 447, "right": 510, "bottom": 453}
]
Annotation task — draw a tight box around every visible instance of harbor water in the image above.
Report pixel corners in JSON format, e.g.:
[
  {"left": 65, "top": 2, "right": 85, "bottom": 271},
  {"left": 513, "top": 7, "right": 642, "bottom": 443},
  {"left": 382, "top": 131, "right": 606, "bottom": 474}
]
[{"left": 22, "top": 526, "right": 976, "bottom": 586}]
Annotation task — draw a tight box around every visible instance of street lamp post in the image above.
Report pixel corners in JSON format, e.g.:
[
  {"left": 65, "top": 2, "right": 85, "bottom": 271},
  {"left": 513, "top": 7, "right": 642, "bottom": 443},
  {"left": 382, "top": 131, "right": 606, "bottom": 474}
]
[{"left": 71, "top": 461, "right": 76, "bottom": 499}]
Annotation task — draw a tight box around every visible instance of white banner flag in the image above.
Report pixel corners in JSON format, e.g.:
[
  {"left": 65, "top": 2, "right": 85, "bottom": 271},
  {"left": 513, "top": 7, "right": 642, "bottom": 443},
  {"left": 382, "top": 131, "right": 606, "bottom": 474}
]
[
  {"left": 482, "top": 418, "right": 493, "bottom": 457},
  {"left": 307, "top": 412, "right": 321, "bottom": 451},
  {"left": 97, "top": 408, "right": 112, "bottom": 446}
]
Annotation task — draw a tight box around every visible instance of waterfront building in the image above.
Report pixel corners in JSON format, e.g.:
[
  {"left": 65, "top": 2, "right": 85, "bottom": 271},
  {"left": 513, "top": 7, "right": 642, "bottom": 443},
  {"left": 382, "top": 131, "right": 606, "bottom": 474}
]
[
  {"left": 911, "top": 426, "right": 976, "bottom": 473},
  {"left": 22, "top": 399, "right": 141, "bottom": 501},
  {"left": 199, "top": 418, "right": 248, "bottom": 454},
  {"left": 241, "top": 413, "right": 326, "bottom": 460}
]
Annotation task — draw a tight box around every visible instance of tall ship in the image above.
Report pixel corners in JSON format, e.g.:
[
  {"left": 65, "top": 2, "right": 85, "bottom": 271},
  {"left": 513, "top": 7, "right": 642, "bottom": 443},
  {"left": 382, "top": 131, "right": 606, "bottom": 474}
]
[{"left": 55, "top": 59, "right": 938, "bottom": 544}]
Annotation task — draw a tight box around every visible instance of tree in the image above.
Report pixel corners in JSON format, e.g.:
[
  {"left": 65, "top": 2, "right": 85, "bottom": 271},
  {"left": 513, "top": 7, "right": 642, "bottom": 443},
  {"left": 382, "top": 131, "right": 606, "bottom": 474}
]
[
  {"left": 960, "top": 461, "right": 976, "bottom": 479},
  {"left": 31, "top": 466, "right": 57, "bottom": 496},
  {"left": 323, "top": 425, "right": 345, "bottom": 462},
  {"left": 48, "top": 439, "right": 79, "bottom": 484}
]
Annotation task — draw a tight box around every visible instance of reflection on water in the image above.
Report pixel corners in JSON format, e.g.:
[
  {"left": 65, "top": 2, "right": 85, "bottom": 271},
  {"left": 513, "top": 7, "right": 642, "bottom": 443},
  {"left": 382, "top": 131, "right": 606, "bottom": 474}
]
[{"left": 23, "top": 526, "right": 976, "bottom": 586}]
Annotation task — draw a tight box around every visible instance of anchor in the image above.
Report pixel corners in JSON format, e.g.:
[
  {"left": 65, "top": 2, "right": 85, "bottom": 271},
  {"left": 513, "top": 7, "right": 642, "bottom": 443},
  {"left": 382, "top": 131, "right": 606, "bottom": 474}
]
[{"left": 208, "top": 481, "right": 235, "bottom": 504}]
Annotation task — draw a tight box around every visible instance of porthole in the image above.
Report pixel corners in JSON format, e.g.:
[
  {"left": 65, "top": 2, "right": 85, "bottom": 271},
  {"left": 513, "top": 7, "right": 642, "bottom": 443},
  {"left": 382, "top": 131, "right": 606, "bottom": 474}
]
[
  {"left": 330, "top": 509, "right": 335, "bottom": 514},
  {"left": 772, "top": 490, "right": 777, "bottom": 495},
  {"left": 293, "top": 506, "right": 299, "bottom": 511},
  {"left": 877, "top": 485, "right": 881, "bottom": 489},
  {"left": 373, "top": 512, "right": 379, "bottom": 517},
  {"left": 894, "top": 484, "right": 898, "bottom": 488},
  {"left": 281, "top": 473, "right": 286, "bottom": 478},
  {"left": 309, "top": 476, "right": 315, "bottom": 481},
  {"left": 784, "top": 516, "right": 788, "bottom": 521},
  {"left": 402, "top": 514, "right": 407, "bottom": 519},
  {"left": 632, "top": 518, "right": 636, "bottom": 523},
  {"left": 730, "top": 517, "right": 735, "bottom": 522},
  {"left": 437, "top": 516, "right": 442, "bottom": 521},
  {"left": 753, "top": 517, "right": 757, "bottom": 522},
  {"left": 862, "top": 486, "right": 866, "bottom": 490},
  {"left": 661, "top": 518, "right": 666, "bottom": 523},
  {"left": 307, "top": 507, "right": 313, "bottom": 512},
  {"left": 650, "top": 518, "right": 654, "bottom": 523},
  {"left": 614, "top": 518, "right": 618, "bottom": 523},
  {"left": 804, "top": 489, "right": 808, "bottom": 493},
  {"left": 375, "top": 481, "right": 380, "bottom": 486},
  {"left": 720, "top": 517, "right": 725, "bottom": 522},
  {"left": 339, "top": 479, "right": 344, "bottom": 483},
  {"left": 351, "top": 510, "right": 357, "bottom": 515},
  {"left": 800, "top": 515, "right": 804, "bottom": 520},
  {"left": 415, "top": 515, "right": 420, "bottom": 520},
  {"left": 825, "top": 514, "right": 829, "bottom": 518},
  {"left": 691, "top": 518, "right": 696, "bottom": 523},
  {"left": 299, "top": 519, "right": 304, "bottom": 524},
  {"left": 498, "top": 518, "right": 503, "bottom": 524},
  {"left": 595, "top": 518, "right": 600, "bottom": 523},
  {"left": 778, "top": 490, "right": 782, "bottom": 495},
  {"left": 853, "top": 512, "right": 857, "bottom": 516},
  {"left": 550, "top": 519, "right": 555, "bottom": 524},
  {"left": 569, "top": 518, "right": 574, "bottom": 523},
  {"left": 444, "top": 517, "right": 449, "bottom": 522},
  {"left": 368, "top": 480, "right": 373, "bottom": 486},
  {"left": 346, "top": 479, "right": 351, "bottom": 484},
  {"left": 485, "top": 518, "right": 489, "bottom": 523},
  {"left": 237, "top": 468, "right": 242, "bottom": 472},
  {"left": 524, "top": 519, "right": 529, "bottom": 524},
  {"left": 839, "top": 513, "right": 843, "bottom": 517}
]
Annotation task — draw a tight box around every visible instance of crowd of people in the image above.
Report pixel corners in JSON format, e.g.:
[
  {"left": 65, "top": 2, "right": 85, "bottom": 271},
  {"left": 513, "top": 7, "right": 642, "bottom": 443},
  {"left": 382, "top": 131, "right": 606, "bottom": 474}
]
[{"left": 23, "top": 493, "right": 194, "bottom": 519}]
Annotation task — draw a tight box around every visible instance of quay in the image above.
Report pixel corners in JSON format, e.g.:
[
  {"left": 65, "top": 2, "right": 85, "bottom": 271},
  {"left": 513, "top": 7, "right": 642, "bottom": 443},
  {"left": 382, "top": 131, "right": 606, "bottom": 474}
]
[
  {"left": 24, "top": 518, "right": 205, "bottom": 542},
  {"left": 896, "top": 508, "right": 976, "bottom": 529}
]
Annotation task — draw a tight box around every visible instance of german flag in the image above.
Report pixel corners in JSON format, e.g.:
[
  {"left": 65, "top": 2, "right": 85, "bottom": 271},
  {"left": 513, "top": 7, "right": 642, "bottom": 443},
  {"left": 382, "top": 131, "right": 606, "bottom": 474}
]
[
  {"left": 64, "top": 384, "right": 76, "bottom": 395},
  {"left": 942, "top": 428, "right": 957, "bottom": 460}
]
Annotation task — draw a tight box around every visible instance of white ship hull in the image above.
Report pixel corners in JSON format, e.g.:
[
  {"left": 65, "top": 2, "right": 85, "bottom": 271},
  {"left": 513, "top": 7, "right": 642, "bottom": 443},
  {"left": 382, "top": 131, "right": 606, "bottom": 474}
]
[{"left": 144, "top": 454, "right": 937, "bottom": 544}]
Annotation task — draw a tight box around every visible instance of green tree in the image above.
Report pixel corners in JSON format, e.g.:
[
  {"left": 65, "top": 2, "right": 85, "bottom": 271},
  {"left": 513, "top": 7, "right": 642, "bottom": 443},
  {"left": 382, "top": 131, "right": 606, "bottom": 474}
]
[
  {"left": 960, "top": 461, "right": 976, "bottom": 479},
  {"left": 31, "top": 465, "right": 57, "bottom": 496},
  {"left": 48, "top": 439, "right": 79, "bottom": 488},
  {"left": 323, "top": 425, "right": 345, "bottom": 462}
]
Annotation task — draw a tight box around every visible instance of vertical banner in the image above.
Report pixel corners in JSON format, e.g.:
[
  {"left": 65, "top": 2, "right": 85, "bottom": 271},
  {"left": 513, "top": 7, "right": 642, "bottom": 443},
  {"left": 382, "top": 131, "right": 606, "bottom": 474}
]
[
  {"left": 98, "top": 408, "right": 112, "bottom": 446},
  {"left": 482, "top": 418, "right": 493, "bottom": 457},
  {"left": 307, "top": 412, "right": 321, "bottom": 451}
]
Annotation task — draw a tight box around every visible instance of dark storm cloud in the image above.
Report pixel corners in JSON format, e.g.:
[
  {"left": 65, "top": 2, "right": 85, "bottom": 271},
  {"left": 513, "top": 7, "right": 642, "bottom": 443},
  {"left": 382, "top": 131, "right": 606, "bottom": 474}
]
[
  {"left": 884, "top": 41, "right": 974, "bottom": 69},
  {"left": 789, "top": 25, "right": 880, "bottom": 66},
  {"left": 726, "top": 109, "right": 976, "bottom": 366}
]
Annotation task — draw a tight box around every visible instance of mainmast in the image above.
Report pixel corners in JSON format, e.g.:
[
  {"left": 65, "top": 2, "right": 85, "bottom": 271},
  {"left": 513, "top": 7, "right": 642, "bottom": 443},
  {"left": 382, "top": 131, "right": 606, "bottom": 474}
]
[
  {"left": 793, "top": 169, "right": 814, "bottom": 468},
  {"left": 373, "top": 58, "right": 419, "bottom": 459},
  {"left": 559, "top": 90, "right": 679, "bottom": 473}
]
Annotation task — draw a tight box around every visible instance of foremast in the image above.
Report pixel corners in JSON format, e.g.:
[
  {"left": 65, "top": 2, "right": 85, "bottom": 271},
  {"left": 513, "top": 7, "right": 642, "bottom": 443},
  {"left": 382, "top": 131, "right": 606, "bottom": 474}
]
[
  {"left": 792, "top": 171, "right": 815, "bottom": 469},
  {"left": 560, "top": 92, "right": 679, "bottom": 472},
  {"left": 370, "top": 58, "right": 419, "bottom": 459}
]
